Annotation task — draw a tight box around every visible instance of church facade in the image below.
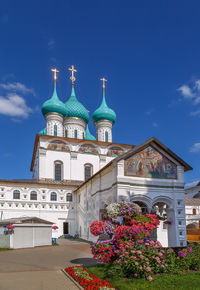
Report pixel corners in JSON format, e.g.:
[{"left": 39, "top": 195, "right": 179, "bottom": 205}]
[{"left": 0, "top": 66, "right": 192, "bottom": 247}]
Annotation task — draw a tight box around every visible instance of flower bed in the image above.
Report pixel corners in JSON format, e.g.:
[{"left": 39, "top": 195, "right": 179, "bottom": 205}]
[{"left": 65, "top": 266, "right": 115, "bottom": 289}]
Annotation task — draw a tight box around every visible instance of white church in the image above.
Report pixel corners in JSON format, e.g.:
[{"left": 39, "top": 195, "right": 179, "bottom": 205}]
[{"left": 0, "top": 66, "right": 192, "bottom": 247}]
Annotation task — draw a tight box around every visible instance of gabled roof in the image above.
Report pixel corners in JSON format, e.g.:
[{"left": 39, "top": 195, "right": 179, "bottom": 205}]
[
  {"left": 185, "top": 198, "right": 200, "bottom": 206},
  {"left": 74, "top": 137, "right": 192, "bottom": 192},
  {"left": 0, "top": 217, "right": 53, "bottom": 225},
  {"left": 114, "top": 137, "right": 192, "bottom": 172}
]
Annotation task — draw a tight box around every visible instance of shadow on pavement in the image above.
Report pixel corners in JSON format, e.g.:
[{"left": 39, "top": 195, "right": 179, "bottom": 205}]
[{"left": 70, "top": 258, "right": 98, "bottom": 267}]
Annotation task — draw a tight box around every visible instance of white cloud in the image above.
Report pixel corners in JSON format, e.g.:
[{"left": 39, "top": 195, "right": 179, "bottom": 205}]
[
  {"left": 190, "top": 109, "right": 200, "bottom": 116},
  {"left": 194, "top": 80, "right": 200, "bottom": 91},
  {"left": 0, "top": 93, "right": 32, "bottom": 118},
  {"left": 145, "top": 109, "right": 155, "bottom": 116},
  {"left": 0, "top": 82, "right": 35, "bottom": 96},
  {"left": 153, "top": 122, "right": 158, "bottom": 127},
  {"left": 190, "top": 142, "right": 200, "bottom": 153},
  {"left": 177, "top": 85, "right": 194, "bottom": 99},
  {"left": 48, "top": 39, "right": 55, "bottom": 50}
]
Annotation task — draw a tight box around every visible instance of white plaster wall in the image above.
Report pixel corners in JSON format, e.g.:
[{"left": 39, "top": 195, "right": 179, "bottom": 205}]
[
  {"left": 37, "top": 138, "right": 117, "bottom": 181},
  {"left": 0, "top": 233, "right": 10, "bottom": 248}
]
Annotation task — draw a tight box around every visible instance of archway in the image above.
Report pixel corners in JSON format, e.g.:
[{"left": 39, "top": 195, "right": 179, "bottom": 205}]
[{"left": 133, "top": 201, "right": 148, "bottom": 214}]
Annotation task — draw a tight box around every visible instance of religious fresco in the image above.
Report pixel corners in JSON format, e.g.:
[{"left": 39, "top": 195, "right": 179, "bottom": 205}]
[
  {"left": 125, "top": 146, "right": 177, "bottom": 179},
  {"left": 107, "top": 146, "right": 124, "bottom": 157},
  {"left": 47, "top": 140, "right": 70, "bottom": 152},
  {"left": 78, "top": 144, "right": 98, "bottom": 155}
]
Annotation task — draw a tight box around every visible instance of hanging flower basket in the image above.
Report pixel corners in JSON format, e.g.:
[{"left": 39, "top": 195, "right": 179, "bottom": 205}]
[
  {"left": 52, "top": 226, "right": 58, "bottom": 230},
  {"left": 6, "top": 225, "right": 15, "bottom": 229}
]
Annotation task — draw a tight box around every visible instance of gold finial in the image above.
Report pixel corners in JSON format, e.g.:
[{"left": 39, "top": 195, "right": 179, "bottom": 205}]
[
  {"left": 68, "top": 65, "right": 77, "bottom": 87},
  {"left": 51, "top": 68, "right": 59, "bottom": 85},
  {"left": 100, "top": 77, "right": 107, "bottom": 89}
]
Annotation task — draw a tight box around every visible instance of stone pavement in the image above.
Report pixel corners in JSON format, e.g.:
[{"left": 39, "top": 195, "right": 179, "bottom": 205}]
[{"left": 0, "top": 239, "right": 97, "bottom": 290}]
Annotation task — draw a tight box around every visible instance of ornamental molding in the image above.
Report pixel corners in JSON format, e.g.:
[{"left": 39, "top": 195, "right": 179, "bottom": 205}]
[{"left": 70, "top": 151, "right": 77, "bottom": 159}]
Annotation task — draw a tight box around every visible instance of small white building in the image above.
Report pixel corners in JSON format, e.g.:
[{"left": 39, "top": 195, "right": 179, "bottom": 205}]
[{"left": 0, "top": 217, "right": 53, "bottom": 249}]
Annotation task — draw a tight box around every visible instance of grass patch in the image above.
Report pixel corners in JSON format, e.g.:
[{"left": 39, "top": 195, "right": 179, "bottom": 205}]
[
  {"left": 86, "top": 264, "right": 200, "bottom": 290},
  {"left": 0, "top": 248, "right": 11, "bottom": 251}
]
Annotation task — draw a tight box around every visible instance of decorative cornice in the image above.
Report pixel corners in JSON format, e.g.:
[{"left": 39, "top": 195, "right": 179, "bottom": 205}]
[{"left": 91, "top": 181, "right": 184, "bottom": 197}]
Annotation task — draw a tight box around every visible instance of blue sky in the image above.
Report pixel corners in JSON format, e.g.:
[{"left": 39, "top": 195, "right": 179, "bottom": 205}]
[{"left": 0, "top": 0, "right": 200, "bottom": 185}]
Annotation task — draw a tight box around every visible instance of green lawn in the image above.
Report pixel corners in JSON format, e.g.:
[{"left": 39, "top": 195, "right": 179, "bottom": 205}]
[
  {"left": 86, "top": 265, "right": 200, "bottom": 290},
  {"left": 0, "top": 248, "right": 11, "bottom": 251}
]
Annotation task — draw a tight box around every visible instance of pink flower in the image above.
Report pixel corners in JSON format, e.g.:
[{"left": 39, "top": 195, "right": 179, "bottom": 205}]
[
  {"left": 135, "top": 262, "right": 139, "bottom": 266},
  {"left": 147, "top": 276, "right": 152, "bottom": 281},
  {"left": 124, "top": 260, "right": 127, "bottom": 264},
  {"left": 134, "top": 273, "right": 138, "bottom": 277}
]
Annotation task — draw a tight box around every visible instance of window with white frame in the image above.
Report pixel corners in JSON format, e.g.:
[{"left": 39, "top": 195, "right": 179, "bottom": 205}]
[
  {"left": 66, "top": 192, "right": 73, "bottom": 202},
  {"left": 54, "top": 161, "right": 63, "bottom": 181},
  {"left": 13, "top": 190, "right": 20, "bottom": 199},
  {"left": 30, "top": 191, "right": 37, "bottom": 200},
  {"left": 54, "top": 124, "right": 57, "bottom": 136},
  {"left": 51, "top": 192, "right": 57, "bottom": 201},
  {"left": 84, "top": 163, "right": 93, "bottom": 181}
]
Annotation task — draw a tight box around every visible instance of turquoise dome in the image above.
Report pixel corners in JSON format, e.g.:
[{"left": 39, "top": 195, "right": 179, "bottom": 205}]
[
  {"left": 39, "top": 128, "right": 46, "bottom": 135},
  {"left": 42, "top": 85, "right": 66, "bottom": 116},
  {"left": 65, "top": 87, "right": 89, "bottom": 123},
  {"left": 85, "top": 125, "right": 96, "bottom": 141},
  {"left": 92, "top": 93, "right": 116, "bottom": 124}
]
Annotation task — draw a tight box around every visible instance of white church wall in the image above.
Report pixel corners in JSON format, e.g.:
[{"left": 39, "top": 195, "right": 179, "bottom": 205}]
[
  {"left": 36, "top": 138, "right": 117, "bottom": 182},
  {"left": 0, "top": 183, "right": 77, "bottom": 238},
  {"left": 116, "top": 161, "right": 187, "bottom": 247},
  {"left": 76, "top": 165, "right": 118, "bottom": 241},
  {"left": 75, "top": 157, "right": 187, "bottom": 247}
]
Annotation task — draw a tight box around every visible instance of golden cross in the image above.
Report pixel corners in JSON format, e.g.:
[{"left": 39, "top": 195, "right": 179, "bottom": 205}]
[
  {"left": 51, "top": 68, "right": 59, "bottom": 84},
  {"left": 100, "top": 77, "right": 107, "bottom": 89},
  {"left": 68, "top": 65, "right": 77, "bottom": 86}
]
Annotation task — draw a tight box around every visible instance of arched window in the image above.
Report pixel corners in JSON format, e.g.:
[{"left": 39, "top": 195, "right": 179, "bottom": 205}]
[
  {"left": 66, "top": 192, "right": 73, "bottom": 202},
  {"left": 84, "top": 164, "right": 93, "bottom": 181},
  {"left": 30, "top": 191, "right": 37, "bottom": 200},
  {"left": 74, "top": 129, "right": 78, "bottom": 139},
  {"left": 54, "top": 161, "right": 63, "bottom": 181},
  {"left": 105, "top": 131, "right": 108, "bottom": 142},
  {"left": 82, "top": 132, "right": 85, "bottom": 139},
  {"left": 65, "top": 129, "right": 68, "bottom": 138},
  {"left": 54, "top": 125, "right": 57, "bottom": 136},
  {"left": 193, "top": 208, "right": 197, "bottom": 215},
  {"left": 13, "top": 190, "right": 20, "bottom": 199},
  {"left": 51, "top": 192, "right": 57, "bottom": 201}
]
